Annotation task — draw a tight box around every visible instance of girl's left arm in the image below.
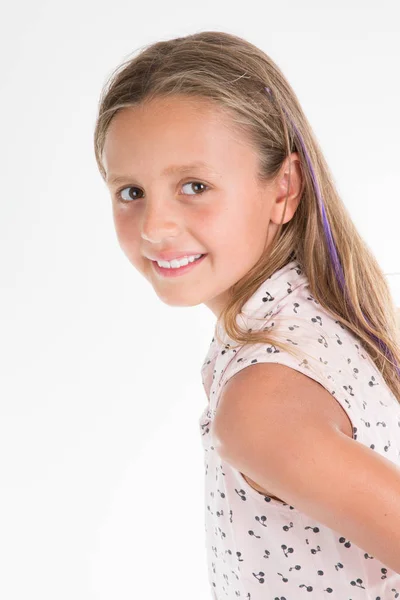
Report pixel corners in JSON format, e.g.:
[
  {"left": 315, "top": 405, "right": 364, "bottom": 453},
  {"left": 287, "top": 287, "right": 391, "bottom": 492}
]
[{"left": 213, "top": 363, "right": 400, "bottom": 574}]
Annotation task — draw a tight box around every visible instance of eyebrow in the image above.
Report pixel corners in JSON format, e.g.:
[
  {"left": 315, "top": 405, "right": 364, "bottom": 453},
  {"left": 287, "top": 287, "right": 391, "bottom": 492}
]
[{"left": 106, "top": 161, "right": 219, "bottom": 186}]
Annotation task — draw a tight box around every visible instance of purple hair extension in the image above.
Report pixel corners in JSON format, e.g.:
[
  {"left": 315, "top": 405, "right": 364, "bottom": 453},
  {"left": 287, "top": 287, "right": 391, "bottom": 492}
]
[{"left": 264, "top": 86, "right": 400, "bottom": 378}]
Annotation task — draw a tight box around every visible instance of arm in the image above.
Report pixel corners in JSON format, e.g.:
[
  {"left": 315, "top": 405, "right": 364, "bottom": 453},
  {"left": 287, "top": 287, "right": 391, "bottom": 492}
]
[{"left": 212, "top": 362, "right": 400, "bottom": 574}]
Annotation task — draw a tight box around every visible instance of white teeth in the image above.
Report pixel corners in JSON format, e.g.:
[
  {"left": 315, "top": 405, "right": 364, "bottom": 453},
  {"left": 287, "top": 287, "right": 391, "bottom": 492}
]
[{"left": 156, "top": 254, "right": 203, "bottom": 269}]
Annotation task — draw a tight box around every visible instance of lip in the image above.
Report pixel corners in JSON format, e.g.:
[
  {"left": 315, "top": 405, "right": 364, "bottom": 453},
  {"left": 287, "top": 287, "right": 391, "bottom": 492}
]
[{"left": 146, "top": 250, "right": 206, "bottom": 262}]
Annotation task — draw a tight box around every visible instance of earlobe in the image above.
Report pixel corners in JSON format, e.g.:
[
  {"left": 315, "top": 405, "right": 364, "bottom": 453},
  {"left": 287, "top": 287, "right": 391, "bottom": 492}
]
[{"left": 270, "top": 191, "right": 300, "bottom": 226}]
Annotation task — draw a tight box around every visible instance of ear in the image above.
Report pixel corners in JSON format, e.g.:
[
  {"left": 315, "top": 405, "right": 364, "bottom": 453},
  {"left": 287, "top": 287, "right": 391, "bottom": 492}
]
[{"left": 270, "top": 152, "right": 303, "bottom": 226}]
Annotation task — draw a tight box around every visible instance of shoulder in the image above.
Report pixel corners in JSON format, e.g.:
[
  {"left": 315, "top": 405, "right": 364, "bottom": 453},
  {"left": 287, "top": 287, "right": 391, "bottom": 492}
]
[
  {"left": 212, "top": 361, "right": 352, "bottom": 470},
  {"left": 211, "top": 362, "right": 343, "bottom": 502}
]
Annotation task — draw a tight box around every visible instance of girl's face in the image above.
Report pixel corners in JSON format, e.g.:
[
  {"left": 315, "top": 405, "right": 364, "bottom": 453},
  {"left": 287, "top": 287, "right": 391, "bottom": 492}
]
[{"left": 102, "top": 95, "right": 301, "bottom": 317}]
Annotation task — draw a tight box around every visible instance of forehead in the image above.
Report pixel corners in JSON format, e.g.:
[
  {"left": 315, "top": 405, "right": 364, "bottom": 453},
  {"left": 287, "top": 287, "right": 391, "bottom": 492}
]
[
  {"left": 108, "top": 94, "right": 225, "bottom": 132},
  {"left": 102, "top": 95, "right": 258, "bottom": 177}
]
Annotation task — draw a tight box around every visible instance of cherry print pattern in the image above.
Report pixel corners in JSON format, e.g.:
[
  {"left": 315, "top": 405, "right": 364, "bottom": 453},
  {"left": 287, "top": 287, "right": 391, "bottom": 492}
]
[{"left": 199, "top": 260, "right": 400, "bottom": 598}]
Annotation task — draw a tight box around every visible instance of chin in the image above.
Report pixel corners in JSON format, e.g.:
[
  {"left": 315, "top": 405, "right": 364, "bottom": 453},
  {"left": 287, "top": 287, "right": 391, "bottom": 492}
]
[{"left": 155, "top": 290, "right": 205, "bottom": 308}]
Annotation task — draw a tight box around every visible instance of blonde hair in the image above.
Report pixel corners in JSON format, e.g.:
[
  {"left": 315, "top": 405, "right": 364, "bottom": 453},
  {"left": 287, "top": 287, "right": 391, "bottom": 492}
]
[{"left": 93, "top": 30, "right": 400, "bottom": 402}]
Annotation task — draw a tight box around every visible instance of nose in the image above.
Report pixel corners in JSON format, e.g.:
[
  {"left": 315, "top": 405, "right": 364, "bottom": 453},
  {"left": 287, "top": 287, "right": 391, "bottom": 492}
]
[{"left": 141, "top": 201, "right": 182, "bottom": 243}]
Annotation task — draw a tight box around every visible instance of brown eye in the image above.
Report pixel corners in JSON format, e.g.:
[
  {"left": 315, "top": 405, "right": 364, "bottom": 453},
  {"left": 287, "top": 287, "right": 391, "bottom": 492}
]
[
  {"left": 182, "top": 181, "right": 209, "bottom": 195},
  {"left": 116, "top": 187, "right": 143, "bottom": 202}
]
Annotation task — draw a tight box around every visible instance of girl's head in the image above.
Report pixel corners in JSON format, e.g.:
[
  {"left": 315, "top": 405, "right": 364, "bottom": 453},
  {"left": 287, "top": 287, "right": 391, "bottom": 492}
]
[
  {"left": 101, "top": 94, "right": 302, "bottom": 314},
  {"left": 94, "top": 30, "right": 400, "bottom": 400}
]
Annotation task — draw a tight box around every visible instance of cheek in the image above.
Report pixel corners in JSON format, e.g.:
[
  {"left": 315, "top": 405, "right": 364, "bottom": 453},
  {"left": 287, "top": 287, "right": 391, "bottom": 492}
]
[
  {"left": 113, "top": 213, "right": 130, "bottom": 246},
  {"left": 217, "top": 207, "right": 263, "bottom": 242},
  {"left": 113, "top": 211, "right": 142, "bottom": 261},
  {"left": 212, "top": 206, "right": 268, "bottom": 262}
]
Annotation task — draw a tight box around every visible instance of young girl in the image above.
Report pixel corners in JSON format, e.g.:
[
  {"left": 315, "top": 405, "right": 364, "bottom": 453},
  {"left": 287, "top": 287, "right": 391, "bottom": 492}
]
[{"left": 93, "top": 31, "right": 400, "bottom": 598}]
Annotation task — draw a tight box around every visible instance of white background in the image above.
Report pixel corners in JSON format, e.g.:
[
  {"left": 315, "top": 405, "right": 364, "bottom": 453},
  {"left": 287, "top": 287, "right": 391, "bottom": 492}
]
[{"left": 1, "top": 2, "right": 399, "bottom": 599}]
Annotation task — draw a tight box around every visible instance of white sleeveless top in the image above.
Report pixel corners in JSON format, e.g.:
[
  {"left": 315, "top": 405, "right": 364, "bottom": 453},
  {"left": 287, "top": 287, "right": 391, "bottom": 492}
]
[{"left": 198, "top": 259, "right": 400, "bottom": 599}]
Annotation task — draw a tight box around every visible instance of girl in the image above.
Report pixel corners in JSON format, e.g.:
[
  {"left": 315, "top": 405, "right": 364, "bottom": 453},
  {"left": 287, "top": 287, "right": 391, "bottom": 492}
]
[{"left": 93, "top": 31, "right": 400, "bottom": 598}]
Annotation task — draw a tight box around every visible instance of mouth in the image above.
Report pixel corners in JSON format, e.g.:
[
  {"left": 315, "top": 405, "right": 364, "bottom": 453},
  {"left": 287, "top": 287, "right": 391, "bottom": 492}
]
[{"left": 151, "top": 254, "right": 207, "bottom": 278}]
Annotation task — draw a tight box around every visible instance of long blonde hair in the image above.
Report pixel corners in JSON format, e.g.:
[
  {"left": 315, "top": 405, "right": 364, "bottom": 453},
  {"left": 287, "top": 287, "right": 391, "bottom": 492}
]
[{"left": 93, "top": 30, "right": 400, "bottom": 402}]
